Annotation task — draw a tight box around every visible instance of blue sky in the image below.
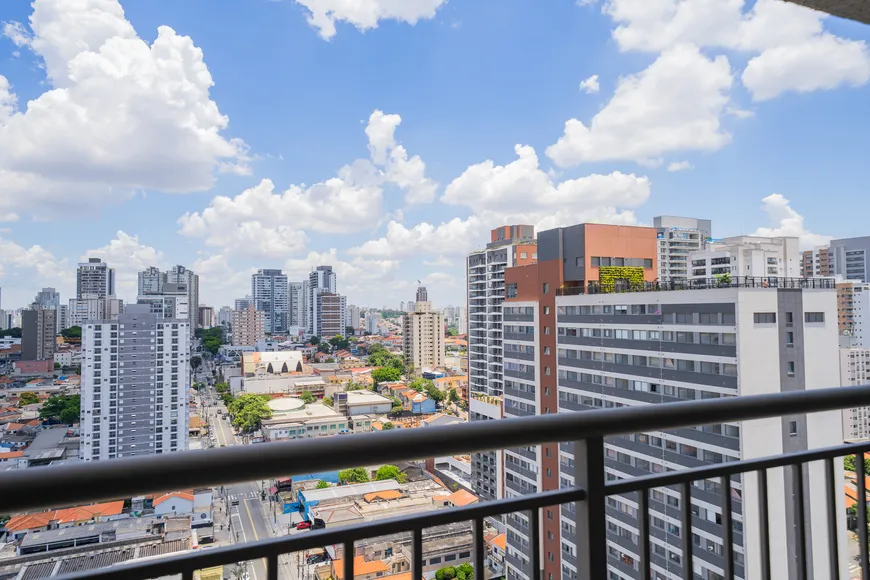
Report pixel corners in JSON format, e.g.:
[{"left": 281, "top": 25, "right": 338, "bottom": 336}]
[{"left": 1, "top": 0, "right": 869, "bottom": 311}]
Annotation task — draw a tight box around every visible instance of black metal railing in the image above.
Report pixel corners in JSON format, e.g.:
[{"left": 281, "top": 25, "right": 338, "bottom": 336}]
[
  {"left": 557, "top": 276, "right": 837, "bottom": 296},
  {"left": 2, "top": 385, "right": 870, "bottom": 580}
]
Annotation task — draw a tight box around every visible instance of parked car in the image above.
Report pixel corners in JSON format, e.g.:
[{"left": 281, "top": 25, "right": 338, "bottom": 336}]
[
  {"left": 306, "top": 554, "right": 328, "bottom": 565},
  {"left": 296, "top": 521, "right": 312, "bottom": 530}
]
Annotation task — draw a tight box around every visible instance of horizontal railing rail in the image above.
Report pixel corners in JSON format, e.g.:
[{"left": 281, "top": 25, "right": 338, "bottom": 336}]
[
  {"left": 2, "top": 384, "right": 870, "bottom": 580},
  {"left": 3, "top": 384, "right": 869, "bottom": 513}
]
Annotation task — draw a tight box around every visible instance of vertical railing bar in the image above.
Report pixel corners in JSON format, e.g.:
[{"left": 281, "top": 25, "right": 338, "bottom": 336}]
[
  {"left": 182, "top": 568, "right": 194, "bottom": 580},
  {"left": 344, "top": 541, "right": 354, "bottom": 580},
  {"left": 529, "top": 508, "right": 541, "bottom": 579},
  {"left": 824, "top": 457, "right": 840, "bottom": 580},
  {"left": 859, "top": 452, "right": 869, "bottom": 580},
  {"left": 720, "top": 476, "right": 733, "bottom": 580},
  {"left": 412, "top": 527, "right": 423, "bottom": 580},
  {"left": 638, "top": 488, "right": 651, "bottom": 580},
  {"left": 680, "top": 481, "right": 693, "bottom": 580},
  {"left": 758, "top": 469, "right": 771, "bottom": 580},
  {"left": 574, "top": 435, "right": 607, "bottom": 578},
  {"left": 474, "top": 517, "right": 485, "bottom": 579},
  {"left": 793, "top": 463, "right": 808, "bottom": 580},
  {"left": 267, "top": 553, "right": 279, "bottom": 580}
]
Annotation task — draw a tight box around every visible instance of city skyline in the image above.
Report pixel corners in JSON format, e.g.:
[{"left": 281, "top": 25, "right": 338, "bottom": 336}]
[{"left": 1, "top": 0, "right": 870, "bottom": 309}]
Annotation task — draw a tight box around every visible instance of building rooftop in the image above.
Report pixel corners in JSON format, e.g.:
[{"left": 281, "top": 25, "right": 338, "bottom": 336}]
[
  {"left": 301, "top": 480, "right": 401, "bottom": 503},
  {"left": 345, "top": 390, "right": 392, "bottom": 406}
]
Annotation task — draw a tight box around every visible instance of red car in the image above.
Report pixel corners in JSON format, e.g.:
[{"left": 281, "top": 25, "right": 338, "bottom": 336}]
[{"left": 296, "top": 521, "right": 311, "bottom": 530}]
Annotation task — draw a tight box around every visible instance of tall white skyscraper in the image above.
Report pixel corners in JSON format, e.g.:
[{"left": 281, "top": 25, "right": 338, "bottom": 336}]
[
  {"left": 289, "top": 282, "right": 307, "bottom": 329},
  {"left": 80, "top": 304, "right": 190, "bottom": 461},
  {"left": 77, "top": 258, "right": 115, "bottom": 299},
  {"left": 654, "top": 215, "right": 711, "bottom": 282},
  {"left": 402, "top": 301, "right": 444, "bottom": 374},
  {"left": 308, "top": 266, "right": 337, "bottom": 336},
  {"left": 166, "top": 265, "right": 199, "bottom": 330},
  {"left": 218, "top": 306, "right": 233, "bottom": 327},
  {"left": 252, "top": 269, "right": 289, "bottom": 334},
  {"left": 346, "top": 304, "right": 361, "bottom": 332},
  {"left": 138, "top": 266, "right": 165, "bottom": 295}
]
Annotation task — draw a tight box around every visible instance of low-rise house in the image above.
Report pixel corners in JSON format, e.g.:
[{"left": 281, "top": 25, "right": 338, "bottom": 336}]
[
  {"left": 2, "top": 500, "right": 126, "bottom": 540},
  {"left": 420, "top": 413, "right": 462, "bottom": 428},
  {"left": 334, "top": 390, "right": 393, "bottom": 416},
  {"left": 153, "top": 492, "right": 195, "bottom": 518},
  {"left": 0, "top": 449, "right": 23, "bottom": 468}
]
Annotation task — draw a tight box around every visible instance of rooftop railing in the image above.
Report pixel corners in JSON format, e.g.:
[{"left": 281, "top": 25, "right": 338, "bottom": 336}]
[
  {"left": 2, "top": 385, "right": 870, "bottom": 580},
  {"left": 557, "top": 275, "right": 837, "bottom": 296}
]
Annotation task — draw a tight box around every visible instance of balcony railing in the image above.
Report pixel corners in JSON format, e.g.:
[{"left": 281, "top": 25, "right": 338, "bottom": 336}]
[
  {"left": 558, "top": 275, "right": 836, "bottom": 296},
  {"left": 3, "top": 385, "right": 870, "bottom": 580}
]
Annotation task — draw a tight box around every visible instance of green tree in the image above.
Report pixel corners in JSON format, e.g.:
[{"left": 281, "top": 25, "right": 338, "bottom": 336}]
[
  {"left": 300, "top": 391, "right": 315, "bottom": 404},
  {"left": 372, "top": 367, "right": 401, "bottom": 385},
  {"left": 447, "top": 326, "right": 458, "bottom": 337},
  {"left": 338, "top": 467, "right": 370, "bottom": 484},
  {"left": 346, "top": 382, "right": 366, "bottom": 391},
  {"left": 39, "top": 394, "right": 81, "bottom": 422},
  {"left": 316, "top": 480, "right": 330, "bottom": 489},
  {"left": 317, "top": 343, "right": 331, "bottom": 354},
  {"left": 220, "top": 392, "right": 234, "bottom": 406},
  {"left": 389, "top": 396, "right": 404, "bottom": 414},
  {"left": 455, "top": 563, "right": 474, "bottom": 580},
  {"left": 18, "top": 392, "right": 39, "bottom": 406},
  {"left": 345, "top": 326, "right": 355, "bottom": 336},
  {"left": 435, "top": 566, "right": 456, "bottom": 580},
  {"left": 228, "top": 394, "right": 272, "bottom": 433},
  {"left": 309, "top": 336, "right": 321, "bottom": 345},
  {"left": 410, "top": 378, "right": 444, "bottom": 402},
  {"left": 382, "top": 422, "right": 395, "bottom": 431},
  {"left": 190, "top": 355, "right": 202, "bottom": 372},
  {"left": 375, "top": 465, "right": 407, "bottom": 483},
  {"left": 329, "top": 334, "right": 350, "bottom": 350},
  {"left": 61, "top": 326, "right": 82, "bottom": 340},
  {"left": 845, "top": 454, "right": 870, "bottom": 475},
  {"left": 215, "top": 382, "right": 230, "bottom": 394},
  {"left": 0, "top": 327, "right": 21, "bottom": 338},
  {"left": 447, "top": 388, "right": 459, "bottom": 404},
  {"left": 54, "top": 362, "right": 61, "bottom": 369},
  {"left": 200, "top": 327, "right": 224, "bottom": 356}
]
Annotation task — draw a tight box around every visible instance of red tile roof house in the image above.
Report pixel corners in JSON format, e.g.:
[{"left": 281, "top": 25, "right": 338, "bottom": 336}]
[{"left": 1, "top": 500, "right": 125, "bottom": 541}]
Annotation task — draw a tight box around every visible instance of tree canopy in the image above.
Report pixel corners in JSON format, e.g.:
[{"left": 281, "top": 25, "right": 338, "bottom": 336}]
[
  {"left": 845, "top": 454, "right": 870, "bottom": 475},
  {"left": 18, "top": 392, "right": 39, "bottom": 407},
  {"left": 375, "top": 464, "right": 406, "bottom": 483},
  {"left": 329, "top": 334, "right": 350, "bottom": 350},
  {"left": 447, "top": 326, "right": 458, "bottom": 337},
  {"left": 345, "top": 326, "right": 356, "bottom": 336},
  {"left": 372, "top": 367, "right": 401, "bottom": 384},
  {"left": 410, "top": 378, "right": 444, "bottom": 402},
  {"left": 309, "top": 336, "right": 320, "bottom": 345},
  {"left": 0, "top": 327, "right": 21, "bottom": 338},
  {"left": 61, "top": 326, "right": 82, "bottom": 340},
  {"left": 190, "top": 355, "right": 202, "bottom": 371},
  {"left": 448, "top": 388, "right": 459, "bottom": 403},
  {"left": 199, "top": 327, "right": 224, "bottom": 356},
  {"left": 381, "top": 422, "right": 395, "bottom": 431},
  {"left": 316, "top": 480, "right": 330, "bottom": 489},
  {"left": 338, "top": 467, "right": 370, "bottom": 484},
  {"left": 435, "top": 563, "right": 473, "bottom": 580},
  {"left": 227, "top": 394, "right": 272, "bottom": 433},
  {"left": 367, "top": 344, "right": 406, "bottom": 374},
  {"left": 317, "top": 343, "right": 331, "bottom": 354},
  {"left": 39, "top": 394, "right": 81, "bottom": 423},
  {"left": 300, "top": 391, "right": 315, "bottom": 404}
]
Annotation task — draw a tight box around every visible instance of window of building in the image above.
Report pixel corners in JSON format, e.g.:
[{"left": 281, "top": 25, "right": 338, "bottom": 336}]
[
  {"left": 520, "top": 252, "right": 528, "bottom": 259},
  {"left": 507, "top": 283, "right": 518, "bottom": 299},
  {"left": 786, "top": 331, "right": 794, "bottom": 346},
  {"left": 753, "top": 313, "right": 776, "bottom": 324},
  {"left": 544, "top": 306, "right": 550, "bottom": 315},
  {"left": 789, "top": 421, "right": 798, "bottom": 436},
  {"left": 543, "top": 283, "right": 549, "bottom": 294},
  {"left": 805, "top": 312, "right": 825, "bottom": 323},
  {"left": 644, "top": 258, "right": 653, "bottom": 268},
  {"left": 785, "top": 312, "right": 794, "bottom": 324},
  {"left": 787, "top": 361, "right": 796, "bottom": 376}
]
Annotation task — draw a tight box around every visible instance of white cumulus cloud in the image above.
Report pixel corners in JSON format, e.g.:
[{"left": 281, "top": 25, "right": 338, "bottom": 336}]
[
  {"left": 603, "top": 0, "right": 870, "bottom": 101},
  {"left": 546, "top": 44, "right": 732, "bottom": 167},
  {"left": 667, "top": 161, "right": 693, "bottom": 172},
  {"left": 0, "top": 0, "right": 248, "bottom": 219},
  {"left": 753, "top": 193, "right": 831, "bottom": 250},
  {"left": 579, "top": 74, "right": 600, "bottom": 94},
  {"left": 295, "top": 0, "right": 447, "bottom": 40}
]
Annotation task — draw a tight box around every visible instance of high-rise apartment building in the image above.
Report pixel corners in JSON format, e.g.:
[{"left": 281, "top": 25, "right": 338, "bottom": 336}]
[
  {"left": 402, "top": 301, "right": 444, "bottom": 374},
  {"left": 232, "top": 305, "right": 266, "bottom": 346},
  {"left": 80, "top": 304, "right": 190, "bottom": 461},
  {"left": 831, "top": 236, "right": 870, "bottom": 282},
  {"left": 217, "top": 306, "right": 233, "bottom": 327},
  {"left": 800, "top": 246, "right": 834, "bottom": 278},
  {"left": 198, "top": 306, "right": 214, "bottom": 329},
  {"left": 346, "top": 304, "right": 361, "bottom": 332},
  {"left": 77, "top": 258, "right": 115, "bottom": 298},
  {"left": 840, "top": 347, "right": 870, "bottom": 440},
  {"left": 499, "top": 224, "right": 844, "bottom": 580},
  {"left": 467, "top": 225, "right": 536, "bottom": 501},
  {"left": 22, "top": 308, "right": 57, "bottom": 361},
  {"left": 654, "top": 215, "right": 711, "bottom": 282},
  {"left": 365, "top": 311, "right": 382, "bottom": 335},
  {"left": 137, "top": 283, "right": 189, "bottom": 321},
  {"left": 235, "top": 296, "right": 253, "bottom": 310},
  {"left": 68, "top": 297, "right": 124, "bottom": 327},
  {"left": 318, "top": 294, "right": 347, "bottom": 338},
  {"left": 689, "top": 235, "right": 800, "bottom": 280},
  {"left": 837, "top": 281, "right": 870, "bottom": 344},
  {"left": 253, "top": 269, "right": 289, "bottom": 334},
  {"left": 406, "top": 301, "right": 416, "bottom": 314},
  {"left": 166, "top": 266, "right": 199, "bottom": 330},
  {"left": 308, "top": 266, "right": 337, "bottom": 336},
  {"left": 416, "top": 286, "right": 428, "bottom": 302},
  {"left": 33, "top": 288, "right": 64, "bottom": 334},
  {"left": 289, "top": 282, "right": 308, "bottom": 329},
  {"left": 138, "top": 266, "right": 165, "bottom": 295}
]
